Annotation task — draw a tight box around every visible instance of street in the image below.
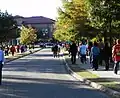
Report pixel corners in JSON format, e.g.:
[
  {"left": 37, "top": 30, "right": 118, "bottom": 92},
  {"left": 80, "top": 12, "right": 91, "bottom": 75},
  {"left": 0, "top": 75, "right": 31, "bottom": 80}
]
[{"left": 1, "top": 48, "right": 110, "bottom": 98}]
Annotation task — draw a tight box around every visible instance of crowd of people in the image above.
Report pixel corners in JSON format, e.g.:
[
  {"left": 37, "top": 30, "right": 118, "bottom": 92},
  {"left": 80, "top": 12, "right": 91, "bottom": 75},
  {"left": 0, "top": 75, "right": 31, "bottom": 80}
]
[
  {"left": 0, "top": 44, "right": 35, "bottom": 85},
  {"left": 3, "top": 45, "right": 30, "bottom": 56},
  {"left": 68, "top": 39, "right": 120, "bottom": 74}
]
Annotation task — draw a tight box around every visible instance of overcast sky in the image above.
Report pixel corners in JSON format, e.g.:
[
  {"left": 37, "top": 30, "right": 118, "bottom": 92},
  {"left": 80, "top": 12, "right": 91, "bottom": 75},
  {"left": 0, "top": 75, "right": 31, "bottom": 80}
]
[{"left": 0, "top": 0, "right": 62, "bottom": 19}]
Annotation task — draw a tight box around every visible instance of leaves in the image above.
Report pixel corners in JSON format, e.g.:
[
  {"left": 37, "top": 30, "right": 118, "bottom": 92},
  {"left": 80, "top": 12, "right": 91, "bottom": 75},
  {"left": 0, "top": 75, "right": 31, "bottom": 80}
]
[
  {"left": 86, "top": 0, "right": 120, "bottom": 34},
  {"left": 55, "top": 0, "right": 120, "bottom": 42},
  {"left": 20, "top": 26, "right": 37, "bottom": 45},
  {"left": 0, "top": 11, "right": 18, "bottom": 42},
  {"left": 54, "top": 0, "right": 87, "bottom": 41}
]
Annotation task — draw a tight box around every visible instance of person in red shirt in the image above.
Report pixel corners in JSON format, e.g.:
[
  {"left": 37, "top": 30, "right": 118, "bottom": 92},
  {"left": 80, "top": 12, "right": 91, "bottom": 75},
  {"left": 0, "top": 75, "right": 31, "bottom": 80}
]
[
  {"left": 112, "top": 39, "right": 120, "bottom": 74},
  {"left": 16, "top": 45, "right": 20, "bottom": 53},
  {"left": 10, "top": 45, "right": 16, "bottom": 56}
]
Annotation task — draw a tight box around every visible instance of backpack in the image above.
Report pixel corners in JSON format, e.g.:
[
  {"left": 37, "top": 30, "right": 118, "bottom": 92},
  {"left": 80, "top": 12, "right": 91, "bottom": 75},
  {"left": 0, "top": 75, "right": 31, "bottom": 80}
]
[
  {"left": 92, "top": 47, "right": 100, "bottom": 55},
  {"left": 114, "top": 45, "right": 120, "bottom": 56}
]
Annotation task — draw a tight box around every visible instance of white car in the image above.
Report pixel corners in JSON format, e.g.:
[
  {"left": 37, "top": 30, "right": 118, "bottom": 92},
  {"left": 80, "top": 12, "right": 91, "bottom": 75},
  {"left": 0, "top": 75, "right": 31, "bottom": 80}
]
[{"left": 45, "top": 43, "right": 54, "bottom": 48}]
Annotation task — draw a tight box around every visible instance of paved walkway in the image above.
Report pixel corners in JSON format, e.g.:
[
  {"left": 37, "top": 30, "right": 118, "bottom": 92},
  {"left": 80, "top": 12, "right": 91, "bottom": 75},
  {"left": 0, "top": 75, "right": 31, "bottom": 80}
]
[{"left": 76, "top": 57, "right": 120, "bottom": 82}]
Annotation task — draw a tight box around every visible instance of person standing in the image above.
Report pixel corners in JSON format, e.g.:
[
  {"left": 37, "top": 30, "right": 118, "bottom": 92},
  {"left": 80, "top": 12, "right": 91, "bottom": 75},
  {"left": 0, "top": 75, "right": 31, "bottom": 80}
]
[
  {"left": 112, "top": 39, "right": 120, "bottom": 74},
  {"left": 70, "top": 41, "right": 78, "bottom": 64},
  {"left": 0, "top": 47, "right": 4, "bottom": 85}
]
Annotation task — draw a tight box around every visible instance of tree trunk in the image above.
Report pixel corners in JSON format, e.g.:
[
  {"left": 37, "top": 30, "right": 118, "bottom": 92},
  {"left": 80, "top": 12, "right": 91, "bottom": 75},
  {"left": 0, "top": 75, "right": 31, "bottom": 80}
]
[{"left": 103, "top": 31, "right": 107, "bottom": 43}]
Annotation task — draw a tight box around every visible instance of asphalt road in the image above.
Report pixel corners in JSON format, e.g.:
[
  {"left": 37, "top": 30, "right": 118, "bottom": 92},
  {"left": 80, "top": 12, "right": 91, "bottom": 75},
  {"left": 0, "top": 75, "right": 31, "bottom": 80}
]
[{"left": 1, "top": 48, "right": 110, "bottom": 98}]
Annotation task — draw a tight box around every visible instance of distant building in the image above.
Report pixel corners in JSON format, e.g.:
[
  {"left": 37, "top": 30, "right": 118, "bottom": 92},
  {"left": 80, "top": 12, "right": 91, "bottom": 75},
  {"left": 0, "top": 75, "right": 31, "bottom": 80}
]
[
  {"left": 14, "top": 15, "right": 55, "bottom": 40},
  {"left": 9, "top": 16, "right": 55, "bottom": 45}
]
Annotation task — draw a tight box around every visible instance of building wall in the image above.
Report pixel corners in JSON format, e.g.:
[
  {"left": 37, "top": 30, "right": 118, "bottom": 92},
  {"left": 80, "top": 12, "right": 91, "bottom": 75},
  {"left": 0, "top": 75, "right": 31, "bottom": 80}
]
[
  {"left": 29, "top": 23, "right": 54, "bottom": 39},
  {"left": 14, "top": 18, "right": 23, "bottom": 26},
  {"left": 15, "top": 16, "right": 55, "bottom": 40}
]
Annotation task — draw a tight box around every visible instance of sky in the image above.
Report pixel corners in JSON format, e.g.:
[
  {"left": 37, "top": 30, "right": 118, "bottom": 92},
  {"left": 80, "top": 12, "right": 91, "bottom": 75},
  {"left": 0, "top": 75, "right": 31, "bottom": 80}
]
[{"left": 0, "top": 0, "right": 62, "bottom": 19}]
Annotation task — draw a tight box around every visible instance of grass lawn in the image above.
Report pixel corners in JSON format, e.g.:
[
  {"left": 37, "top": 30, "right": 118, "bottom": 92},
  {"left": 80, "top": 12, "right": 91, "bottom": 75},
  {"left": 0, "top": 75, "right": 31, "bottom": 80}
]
[{"left": 101, "top": 82, "right": 120, "bottom": 92}]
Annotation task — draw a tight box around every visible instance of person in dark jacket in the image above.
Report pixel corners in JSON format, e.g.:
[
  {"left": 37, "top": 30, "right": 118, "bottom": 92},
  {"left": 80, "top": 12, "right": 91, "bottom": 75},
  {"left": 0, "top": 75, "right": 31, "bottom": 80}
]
[
  {"left": 52, "top": 44, "right": 58, "bottom": 58},
  {"left": 98, "top": 39, "right": 104, "bottom": 66},
  {"left": 10, "top": 45, "right": 16, "bottom": 56},
  {"left": 70, "top": 41, "right": 78, "bottom": 64},
  {"left": 103, "top": 42, "right": 111, "bottom": 70},
  {"left": 4, "top": 46, "right": 9, "bottom": 56}
]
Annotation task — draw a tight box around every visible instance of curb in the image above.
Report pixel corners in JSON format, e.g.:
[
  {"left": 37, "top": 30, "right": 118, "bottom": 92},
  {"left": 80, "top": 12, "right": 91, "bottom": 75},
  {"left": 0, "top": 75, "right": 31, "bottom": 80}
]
[
  {"left": 5, "top": 48, "right": 43, "bottom": 63},
  {"left": 62, "top": 56, "right": 120, "bottom": 98}
]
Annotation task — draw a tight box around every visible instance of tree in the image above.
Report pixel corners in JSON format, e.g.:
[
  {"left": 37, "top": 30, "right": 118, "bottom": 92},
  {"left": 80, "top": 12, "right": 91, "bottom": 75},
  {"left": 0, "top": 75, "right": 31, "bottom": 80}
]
[
  {"left": 20, "top": 26, "right": 37, "bottom": 45},
  {"left": 86, "top": 0, "right": 120, "bottom": 43},
  {"left": 0, "top": 11, "right": 18, "bottom": 42},
  {"left": 54, "top": 0, "right": 87, "bottom": 42}
]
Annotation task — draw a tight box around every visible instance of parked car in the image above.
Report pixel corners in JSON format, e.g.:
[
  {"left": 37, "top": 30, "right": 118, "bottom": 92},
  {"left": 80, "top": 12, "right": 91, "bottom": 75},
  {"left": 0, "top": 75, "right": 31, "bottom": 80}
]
[
  {"left": 39, "top": 43, "right": 45, "bottom": 47},
  {"left": 45, "top": 43, "right": 54, "bottom": 48}
]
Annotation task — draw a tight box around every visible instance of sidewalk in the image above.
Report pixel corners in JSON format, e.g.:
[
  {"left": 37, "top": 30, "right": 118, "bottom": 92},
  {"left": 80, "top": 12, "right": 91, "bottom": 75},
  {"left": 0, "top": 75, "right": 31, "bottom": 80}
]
[
  {"left": 77, "top": 58, "right": 120, "bottom": 81},
  {"left": 4, "top": 48, "right": 42, "bottom": 63},
  {"left": 63, "top": 51, "right": 120, "bottom": 98}
]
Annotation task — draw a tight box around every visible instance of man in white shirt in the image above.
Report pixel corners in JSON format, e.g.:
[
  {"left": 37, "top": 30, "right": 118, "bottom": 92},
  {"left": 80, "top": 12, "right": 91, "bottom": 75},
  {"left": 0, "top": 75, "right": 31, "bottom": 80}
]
[{"left": 0, "top": 47, "right": 4, "bottom": 85}]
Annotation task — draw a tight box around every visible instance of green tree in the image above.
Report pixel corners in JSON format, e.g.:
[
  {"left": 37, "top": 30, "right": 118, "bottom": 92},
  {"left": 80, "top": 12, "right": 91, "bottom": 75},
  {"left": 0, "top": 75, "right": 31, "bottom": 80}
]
[
  {"left": 20, "top": 26, "right": 37, "bottom": 45},
  {"left": 54, "top": 0, "right": 87, "bottom": 41},
  {"left": 86, "top": 0, "right": 120, "bottom": 43},
  {"left": 0, "top": 11, "right": 18, "bottom": 42}
]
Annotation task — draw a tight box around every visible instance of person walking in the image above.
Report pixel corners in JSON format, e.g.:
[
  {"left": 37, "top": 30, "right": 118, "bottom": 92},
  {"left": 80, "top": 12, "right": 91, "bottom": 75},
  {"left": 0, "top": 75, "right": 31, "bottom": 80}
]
[
  {"left": 70, "top": 41, "right": 78, "bottom": 64},
  {"left": 4, "top": 46, "right": 9, "bottom": 56},
  {"left": 79, "top": 41, "right": 88, "bottom": 64},
  {"left": 10, "top": 45, "right": 16, "bottom": 56},
  {"left": 68, "top": 43, "right": 71, "bottom": 57},
  {"left": 88, "top": 41, "right": 93, "bottom": 64},
  {"left": 0, "top": 47, "right": 4, "bottom": 85},
  {"left": 98, "top": 39, "right": 104, "bottom": 66},
  {"left": 91, "top": 42, "right": 100, "bottom": 70},
  {"left": 57, "top": 44, "right": 61, "bottom": 57},
  {"left": 78, "top": 42, "right": 82, "bottom": 59},
  {"left": 103, "top": 42, "right": 111, "bottom": 70},
  {"left": 20, "top": 45, "right": 24, "bottom": 53},
  {"left": 112, "top": 39, "right": 120, "bottom": 74},
  {"left": 16, "top": 45, "right": 20, "bottom": 53},
  {"left": 52, "top": 44, "right": 58, "bottom": 58}
]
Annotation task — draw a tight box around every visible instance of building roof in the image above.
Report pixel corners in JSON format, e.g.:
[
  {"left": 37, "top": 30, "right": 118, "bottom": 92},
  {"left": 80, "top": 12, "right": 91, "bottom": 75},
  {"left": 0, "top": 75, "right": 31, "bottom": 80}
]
[
  {"left": 14, "top": 16, "right": 55, "bottom": 25},
  {"left": 23, "top": 16, "right": 55, "bottom": 24},
  {"left": 14, "top": 15, "right": 24, "bottom": 19}
]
